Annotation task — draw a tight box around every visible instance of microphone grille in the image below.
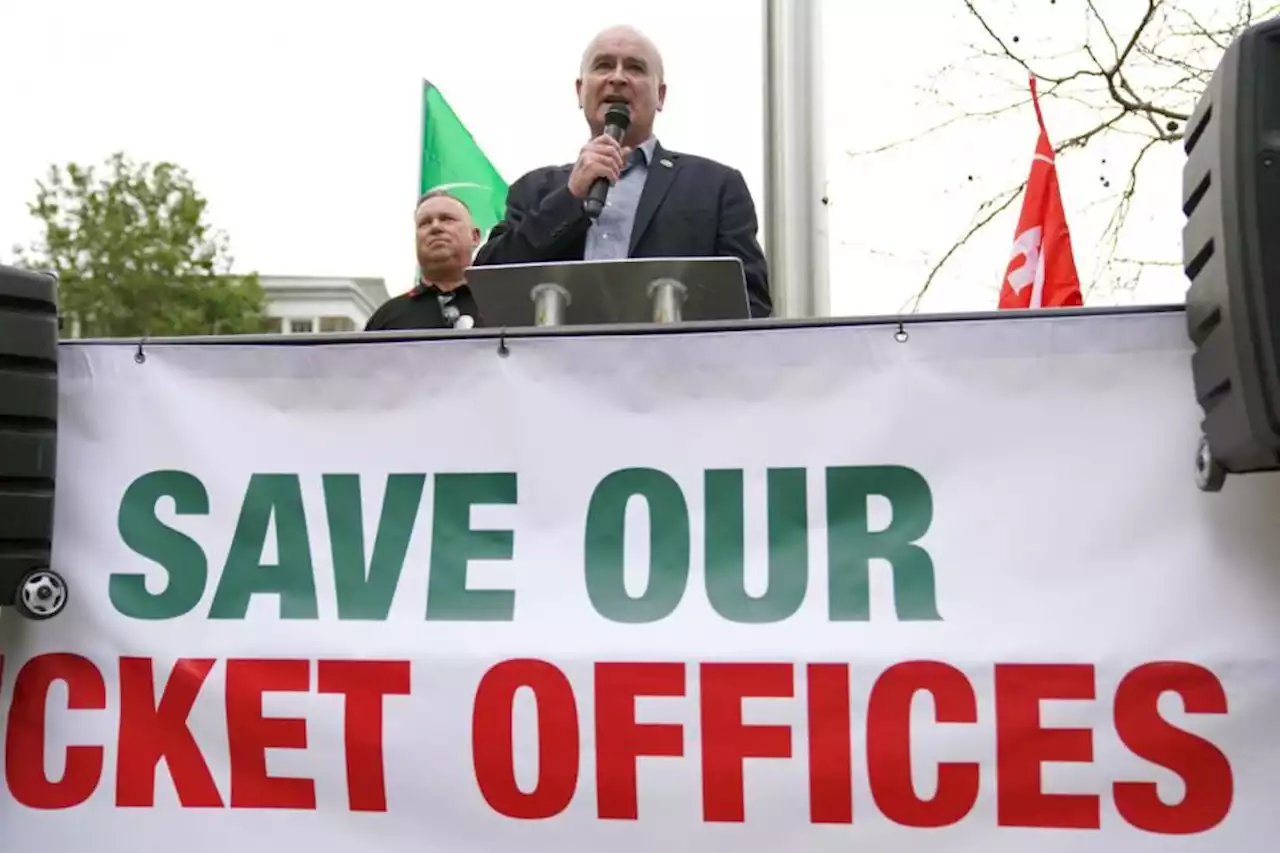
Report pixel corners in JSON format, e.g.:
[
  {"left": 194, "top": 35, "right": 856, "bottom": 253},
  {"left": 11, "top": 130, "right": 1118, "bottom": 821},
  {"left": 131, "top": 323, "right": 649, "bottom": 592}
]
[{"left": 604, "top": 103, "right": 631, "bottom": 128}]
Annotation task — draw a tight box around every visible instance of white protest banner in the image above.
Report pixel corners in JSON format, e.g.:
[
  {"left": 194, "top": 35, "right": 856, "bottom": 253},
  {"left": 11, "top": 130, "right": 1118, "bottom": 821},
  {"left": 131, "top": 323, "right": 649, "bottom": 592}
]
[{"left": 2, "top": 309, "right": 1279, "bottom": 852}]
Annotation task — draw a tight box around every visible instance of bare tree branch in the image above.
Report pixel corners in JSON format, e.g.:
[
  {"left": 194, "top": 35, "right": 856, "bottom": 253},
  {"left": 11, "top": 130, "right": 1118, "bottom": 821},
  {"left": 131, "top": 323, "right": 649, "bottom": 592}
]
[
  {"left": 1114, "top": 257, "right": 1183, "bottom": 267},
  {"left": 901, "top": 181, "right": 1025, "bottom": 314},
  {"left": 846, "top": 98, "right": 1032, "bottom": 158},
  {"left": 902, "top": 106, "right": 1131, "bottom": 311},
  {"left": 1087, "top": 136, "right": 1163, "bottom": 297},
  {"left": 857, "top": 0, "right": 1270, "bottom": 310}
]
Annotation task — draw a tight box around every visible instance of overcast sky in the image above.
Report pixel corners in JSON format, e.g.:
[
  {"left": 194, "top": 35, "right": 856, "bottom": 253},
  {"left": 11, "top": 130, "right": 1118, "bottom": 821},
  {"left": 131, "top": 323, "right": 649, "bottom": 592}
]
[{"left": 0, "top": 0, "right": 1230, "bottom": 316}]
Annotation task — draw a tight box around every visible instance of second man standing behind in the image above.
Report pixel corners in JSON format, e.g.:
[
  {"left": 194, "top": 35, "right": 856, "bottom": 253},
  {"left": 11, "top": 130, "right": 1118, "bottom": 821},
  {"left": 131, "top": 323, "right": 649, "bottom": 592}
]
[{"left": 365, "top": 190, "right": 483, "bottom": 331}]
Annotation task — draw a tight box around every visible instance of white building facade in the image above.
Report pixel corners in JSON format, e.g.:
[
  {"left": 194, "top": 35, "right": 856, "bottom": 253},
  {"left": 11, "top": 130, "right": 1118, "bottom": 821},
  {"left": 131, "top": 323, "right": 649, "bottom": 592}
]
[{"left": 260, "top": 275, "right": 391, "bottom": 334}]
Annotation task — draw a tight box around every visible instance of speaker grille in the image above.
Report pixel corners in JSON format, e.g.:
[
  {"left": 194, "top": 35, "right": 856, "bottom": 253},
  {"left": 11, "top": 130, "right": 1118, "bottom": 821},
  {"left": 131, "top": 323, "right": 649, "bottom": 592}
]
[
  {"left": 0, "top": 266, "right": 58, "bottom": 603},
  {"left": 1182, "top": 17, "right": 1280, "bottom": 473}
]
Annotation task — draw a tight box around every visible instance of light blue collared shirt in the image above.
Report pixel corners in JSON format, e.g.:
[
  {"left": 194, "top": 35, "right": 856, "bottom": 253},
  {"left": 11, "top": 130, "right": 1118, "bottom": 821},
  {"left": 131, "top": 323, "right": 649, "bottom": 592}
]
[{"left": 584, "top": 136, "right": 657, "bottom": 261}]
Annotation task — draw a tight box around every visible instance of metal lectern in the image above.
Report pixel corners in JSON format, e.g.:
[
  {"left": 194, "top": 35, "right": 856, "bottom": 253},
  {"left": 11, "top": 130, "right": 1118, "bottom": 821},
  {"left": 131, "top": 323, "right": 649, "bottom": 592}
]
[{"left": 464, "top": 257, "right": 751, "bottom": 327}]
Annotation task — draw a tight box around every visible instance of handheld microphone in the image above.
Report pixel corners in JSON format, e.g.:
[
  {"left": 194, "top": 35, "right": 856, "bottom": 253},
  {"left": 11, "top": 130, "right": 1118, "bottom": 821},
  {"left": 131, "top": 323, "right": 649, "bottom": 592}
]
[{"left": 583, "top": 103, "right": 631, "bottom": 219}]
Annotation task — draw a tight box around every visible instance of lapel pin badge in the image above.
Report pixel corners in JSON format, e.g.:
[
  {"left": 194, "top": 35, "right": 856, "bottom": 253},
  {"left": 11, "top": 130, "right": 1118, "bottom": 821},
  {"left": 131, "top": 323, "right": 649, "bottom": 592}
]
[{"left": 660, "top": 158, "right": 673, "bottom": 168}]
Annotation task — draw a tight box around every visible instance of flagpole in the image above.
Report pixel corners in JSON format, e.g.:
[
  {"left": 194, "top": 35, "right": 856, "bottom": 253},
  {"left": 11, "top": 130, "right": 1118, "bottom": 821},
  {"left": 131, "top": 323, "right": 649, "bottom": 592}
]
[
  {"left": 419, "top": 79, "right": 430, "bottom": 198},
  {"left": 414, "top": 79, "right": 428, "bottom": 291},
  {"left": 762, "top": 0, "right": 829, "bottom": 318}
]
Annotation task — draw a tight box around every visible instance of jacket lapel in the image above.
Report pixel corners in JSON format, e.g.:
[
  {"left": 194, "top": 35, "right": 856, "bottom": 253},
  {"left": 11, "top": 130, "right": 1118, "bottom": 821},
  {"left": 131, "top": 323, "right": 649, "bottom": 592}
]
[{"left": 629, "top": 144, "right": 678, "bottom": 254}]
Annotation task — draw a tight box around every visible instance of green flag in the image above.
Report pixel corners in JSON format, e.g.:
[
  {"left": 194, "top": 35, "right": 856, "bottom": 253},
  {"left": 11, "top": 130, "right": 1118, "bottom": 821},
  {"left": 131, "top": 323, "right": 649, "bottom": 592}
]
[{"left": 419, "top": 80, "right": 507, "bottom": 239}]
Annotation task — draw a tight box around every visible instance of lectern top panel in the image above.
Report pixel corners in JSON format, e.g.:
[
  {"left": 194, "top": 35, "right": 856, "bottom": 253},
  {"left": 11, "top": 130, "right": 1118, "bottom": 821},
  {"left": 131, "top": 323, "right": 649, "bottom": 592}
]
[{"left": 464, "top": 256, "right": 749, "bottom": 327}]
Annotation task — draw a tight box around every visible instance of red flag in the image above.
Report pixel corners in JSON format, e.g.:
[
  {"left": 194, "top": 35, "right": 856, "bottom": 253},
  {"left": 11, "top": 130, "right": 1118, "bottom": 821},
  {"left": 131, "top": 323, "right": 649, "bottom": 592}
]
[{"left": 998, "top": 77, "right": 1083, "bottom": 309}]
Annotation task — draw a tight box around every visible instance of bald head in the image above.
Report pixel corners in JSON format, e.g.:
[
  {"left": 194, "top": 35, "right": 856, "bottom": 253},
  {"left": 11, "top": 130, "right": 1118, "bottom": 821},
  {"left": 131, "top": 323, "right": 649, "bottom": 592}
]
[
  {"left": 580, "top": 25, "right": 664, "bottom": 82},
  {"left": 415, "top": 189, "right": 471, "bottom": 221},
  {"left": 576, "top": 24, "right": 668, "bottom": 146}
]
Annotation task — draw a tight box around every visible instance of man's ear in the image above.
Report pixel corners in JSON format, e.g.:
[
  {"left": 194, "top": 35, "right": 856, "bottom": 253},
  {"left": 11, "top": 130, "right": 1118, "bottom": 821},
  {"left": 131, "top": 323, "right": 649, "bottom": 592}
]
[
  {"left": 471, "top": 227, "right": 481, "bottom": 248},
  {"left": 657, "top": 82, "right": 667, "bottom": 111},
  {"left": 575, "top": 77, "right": 584, "bottom": 108}
]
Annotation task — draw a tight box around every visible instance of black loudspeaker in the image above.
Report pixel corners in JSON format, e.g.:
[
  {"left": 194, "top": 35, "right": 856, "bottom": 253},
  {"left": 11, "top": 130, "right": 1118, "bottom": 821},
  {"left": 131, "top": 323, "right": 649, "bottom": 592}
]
[
  {"left": 1183, "top": 15, "right": 1280, "bottom": 492},
  {"left": 0, "top": 264, "right": 69, "bottom": 618}
]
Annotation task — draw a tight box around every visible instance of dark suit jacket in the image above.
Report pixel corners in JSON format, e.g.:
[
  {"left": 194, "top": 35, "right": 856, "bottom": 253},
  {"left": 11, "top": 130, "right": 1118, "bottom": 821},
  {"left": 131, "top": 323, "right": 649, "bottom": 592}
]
[{"left": 473, "top": 141, "right": 772, "bottom": 318}]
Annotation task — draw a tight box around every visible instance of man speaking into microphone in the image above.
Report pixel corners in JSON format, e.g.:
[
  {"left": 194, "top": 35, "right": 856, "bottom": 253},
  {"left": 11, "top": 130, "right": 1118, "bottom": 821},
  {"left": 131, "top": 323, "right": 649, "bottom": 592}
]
[{"left": 472, "top": 24, "right": 772, "bottom": 318}]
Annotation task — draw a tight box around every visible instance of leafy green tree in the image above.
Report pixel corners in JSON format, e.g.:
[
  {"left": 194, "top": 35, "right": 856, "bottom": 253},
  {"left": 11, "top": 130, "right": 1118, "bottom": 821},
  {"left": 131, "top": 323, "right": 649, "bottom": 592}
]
[{"left": 15, "top": 151, "right": 267, "bottom": 338}]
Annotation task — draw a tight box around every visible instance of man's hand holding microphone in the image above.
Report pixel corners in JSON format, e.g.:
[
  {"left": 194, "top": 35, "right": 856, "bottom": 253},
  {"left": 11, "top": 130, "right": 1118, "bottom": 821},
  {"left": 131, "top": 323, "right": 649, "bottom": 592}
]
[
  {"left": 567, "top": 136, "right": 630, "bottom": 198},
  {"left": 571, "top": 103, "right": 632, "bottom": 218}
]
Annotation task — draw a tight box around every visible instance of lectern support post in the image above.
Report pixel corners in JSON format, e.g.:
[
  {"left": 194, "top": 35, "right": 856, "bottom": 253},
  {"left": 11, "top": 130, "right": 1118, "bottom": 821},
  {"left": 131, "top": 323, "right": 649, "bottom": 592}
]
[
  {"left": 648, "top": 277, "right": 687, "bottom": 323},
  {"left": 530, "top": 282, "right": 570, "bottom": 327}
]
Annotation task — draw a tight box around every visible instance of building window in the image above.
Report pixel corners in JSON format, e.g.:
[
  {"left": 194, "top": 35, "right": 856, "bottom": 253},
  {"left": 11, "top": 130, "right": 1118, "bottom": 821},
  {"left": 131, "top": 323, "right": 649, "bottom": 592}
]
[
  {"left": 286, "top": 318, "right": 314, "bottom": 334},
  {"left": 263, "top": 317, "right": 283, "bottom": 334},
  {"left": 319, "top": 316, "right": 356, "bottom": 333}
]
